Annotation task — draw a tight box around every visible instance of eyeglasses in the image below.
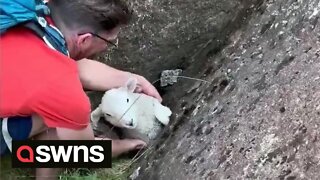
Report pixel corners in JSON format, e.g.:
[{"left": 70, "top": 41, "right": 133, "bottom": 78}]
[{"left": 90, "top": 32, "right": 119, "bottom": 48}]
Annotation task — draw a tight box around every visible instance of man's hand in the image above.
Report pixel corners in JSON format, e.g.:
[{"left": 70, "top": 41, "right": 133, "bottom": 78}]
[
  {"left": 95, "top": 137, "right": 147, "bottom": 157},
  {"left": 132, "top": 74, "right": 162, "bottom": 102},
  {"left": 77, "top": 58, "right": 162, "bottom": 102}
]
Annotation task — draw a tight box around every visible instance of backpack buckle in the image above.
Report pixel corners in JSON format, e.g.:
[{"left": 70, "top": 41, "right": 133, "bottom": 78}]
[{"left": 37, "top": 17, "right": 47, "bottom": 28}]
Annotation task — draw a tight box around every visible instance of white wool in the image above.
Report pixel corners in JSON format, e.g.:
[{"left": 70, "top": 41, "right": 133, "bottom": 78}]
[{"left": 91, "top": 78, "right": 172, "bottom": 142}]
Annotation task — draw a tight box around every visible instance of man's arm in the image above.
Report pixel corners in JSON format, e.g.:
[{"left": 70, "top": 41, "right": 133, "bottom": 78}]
[{"left": 77, "top": 58, "right": 162, "bottom": 101}]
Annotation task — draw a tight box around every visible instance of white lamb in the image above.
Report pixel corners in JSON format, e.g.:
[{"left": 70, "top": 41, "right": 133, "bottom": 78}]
[{"left": 91, "top": 78, "right": 172, "bottom": 143}]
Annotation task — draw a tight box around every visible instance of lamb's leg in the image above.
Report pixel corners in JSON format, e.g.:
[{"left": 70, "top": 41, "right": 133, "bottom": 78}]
[
  {"left": 154, "top": 101, "right": 172, "bottom": 125},
  {"left": 91, "top": 106, "right": 102, "bottom": 128}
]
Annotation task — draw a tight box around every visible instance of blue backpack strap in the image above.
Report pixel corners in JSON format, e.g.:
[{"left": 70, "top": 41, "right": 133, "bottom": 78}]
[
  {"left": 0, "top": 0, "right": 69, "bottom": 56},
  {"left": 27, "top": 1, "right": 69, "bottom": 56},
  {"left": 0, "top": 0, "right": 37, "bottom": 34},
  {"left": 23, "top": 20, "right": 69, "bottom": 56}
]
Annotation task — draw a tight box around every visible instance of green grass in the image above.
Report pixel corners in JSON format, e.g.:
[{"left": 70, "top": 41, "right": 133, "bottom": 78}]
[{"left": 1, "top": 156, "right": 132, "bottom": 180}]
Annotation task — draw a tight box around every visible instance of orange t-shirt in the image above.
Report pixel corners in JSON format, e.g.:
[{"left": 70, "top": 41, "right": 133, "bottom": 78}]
[{"left": 0, "top": 27, "right": 91, "bottom": 129}]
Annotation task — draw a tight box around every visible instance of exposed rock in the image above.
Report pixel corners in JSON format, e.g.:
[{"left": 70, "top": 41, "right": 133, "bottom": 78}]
[{"left": 88, "top": 0, "right": 320, "bottom": 179}]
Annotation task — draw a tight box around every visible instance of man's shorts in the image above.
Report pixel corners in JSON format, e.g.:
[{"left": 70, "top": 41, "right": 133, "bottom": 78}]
[{"left": 0, "top": 116, "right": 32, "bottom": 156}]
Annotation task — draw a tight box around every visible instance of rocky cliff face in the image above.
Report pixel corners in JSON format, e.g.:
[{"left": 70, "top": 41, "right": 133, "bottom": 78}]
[
  {"left": 99, "top": 0, "right": 259, "bottom": 80},
  {"left": 91, "top": 0, "right": 320, "bottom": 179}
]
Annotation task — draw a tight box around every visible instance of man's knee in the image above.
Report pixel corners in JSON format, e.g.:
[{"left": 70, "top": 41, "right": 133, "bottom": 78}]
[{"left": 30, "top": 114, "right": 48, "bottom": 138}]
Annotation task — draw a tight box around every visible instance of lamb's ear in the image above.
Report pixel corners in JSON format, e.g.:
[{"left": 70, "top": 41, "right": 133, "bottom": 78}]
[
  {"left": 125, "top": 77, "right": 138, "bottom": 93},
  {"left": 154, "top": 101, "right": 172, "bottom": 125},
  {"left": 91, "top": 106, "right": 102, "bottom": 125}
]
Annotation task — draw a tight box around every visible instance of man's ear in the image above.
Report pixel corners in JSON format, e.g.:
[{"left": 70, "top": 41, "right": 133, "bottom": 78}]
[{"left": 77, "top": 33, "right": 93, "bottom": 48}]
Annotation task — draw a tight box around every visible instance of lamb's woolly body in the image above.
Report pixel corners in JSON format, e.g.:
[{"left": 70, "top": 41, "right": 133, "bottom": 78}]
[{"left": 91, "top": 78, "right": 172, "bottom": 143}]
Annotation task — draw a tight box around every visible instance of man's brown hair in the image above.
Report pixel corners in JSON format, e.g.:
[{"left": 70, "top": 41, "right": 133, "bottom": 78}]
[{"left": 48, "top": 0, "right": 132, "bottom": 33}]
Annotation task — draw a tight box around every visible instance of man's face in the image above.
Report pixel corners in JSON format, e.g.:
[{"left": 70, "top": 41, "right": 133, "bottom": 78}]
[{"left": 73, "top": 26, "right": 120, "bottom": 60}]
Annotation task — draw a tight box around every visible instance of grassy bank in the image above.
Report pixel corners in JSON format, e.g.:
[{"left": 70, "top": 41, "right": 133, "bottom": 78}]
[{"left": 0, "top": 156, "right": 132, "bottom": 180}]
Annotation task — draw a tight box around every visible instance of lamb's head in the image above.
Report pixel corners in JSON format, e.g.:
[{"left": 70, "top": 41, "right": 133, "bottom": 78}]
[{"left": 100, "top": 78, "right": 139, "bottom": 129}]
